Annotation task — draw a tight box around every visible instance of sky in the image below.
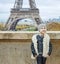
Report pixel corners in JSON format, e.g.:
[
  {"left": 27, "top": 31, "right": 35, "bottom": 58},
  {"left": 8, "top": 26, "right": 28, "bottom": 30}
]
[{"left": 0, "top": 0, "right": 60, "bottom": 22}]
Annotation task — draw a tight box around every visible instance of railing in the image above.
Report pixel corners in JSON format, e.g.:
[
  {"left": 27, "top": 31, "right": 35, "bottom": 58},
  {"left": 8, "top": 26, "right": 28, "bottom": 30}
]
[{"left": 11, "top": 8, "right": 39, "bottom": 13}]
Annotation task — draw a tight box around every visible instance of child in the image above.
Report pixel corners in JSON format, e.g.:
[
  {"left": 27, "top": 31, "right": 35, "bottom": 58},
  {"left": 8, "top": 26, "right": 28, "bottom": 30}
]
[{"left": 31, "top": 24, "right": 52, "bottom": 64}]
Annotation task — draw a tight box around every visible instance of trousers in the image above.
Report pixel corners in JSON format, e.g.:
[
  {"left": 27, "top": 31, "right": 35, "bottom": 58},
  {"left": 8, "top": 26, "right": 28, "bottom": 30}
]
[{"left": 37, "top": 55, "right": 47, "bottom": 64}]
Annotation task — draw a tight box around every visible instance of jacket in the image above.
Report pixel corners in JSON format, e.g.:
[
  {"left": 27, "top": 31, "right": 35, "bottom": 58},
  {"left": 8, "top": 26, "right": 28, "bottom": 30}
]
[{"left": 31, "top": 34, "right": 52, "bottom": 59}]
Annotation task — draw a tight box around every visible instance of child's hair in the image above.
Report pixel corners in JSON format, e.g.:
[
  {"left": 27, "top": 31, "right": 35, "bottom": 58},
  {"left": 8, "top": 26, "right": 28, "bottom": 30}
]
[{"left": 38, "top": 24, "right": 47, "bottom": 31}]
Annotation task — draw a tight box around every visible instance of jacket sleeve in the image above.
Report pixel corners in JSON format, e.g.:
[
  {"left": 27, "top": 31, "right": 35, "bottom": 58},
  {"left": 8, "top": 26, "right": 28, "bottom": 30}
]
[
  {"left": 48, "top": 41, "right": 52, "bottom": 56},
  {"left": 31, "top": 42, "right": 37, "bottom": 57}
]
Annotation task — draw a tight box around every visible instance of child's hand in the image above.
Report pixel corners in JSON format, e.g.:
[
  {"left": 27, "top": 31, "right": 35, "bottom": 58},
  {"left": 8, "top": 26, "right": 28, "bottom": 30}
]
[{"left": 35, "top": 55, "right": 37, "bottom": 58}]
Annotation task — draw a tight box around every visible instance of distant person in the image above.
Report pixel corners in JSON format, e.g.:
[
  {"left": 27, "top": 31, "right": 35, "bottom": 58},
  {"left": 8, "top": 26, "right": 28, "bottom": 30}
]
[{"left": 31, "top": 24, "right": 52, "bottom": 64}]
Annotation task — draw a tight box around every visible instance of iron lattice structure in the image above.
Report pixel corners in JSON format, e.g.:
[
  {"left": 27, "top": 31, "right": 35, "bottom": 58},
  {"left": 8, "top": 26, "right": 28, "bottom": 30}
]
[{"left": 5, "top": 0, "right": 41, "bottom": 30}]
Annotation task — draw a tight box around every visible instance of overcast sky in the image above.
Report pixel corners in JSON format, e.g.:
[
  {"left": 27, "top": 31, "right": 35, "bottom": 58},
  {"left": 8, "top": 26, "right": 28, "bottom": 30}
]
[{"left": 0, "top": 0, "right": 60, "bottom": 22}]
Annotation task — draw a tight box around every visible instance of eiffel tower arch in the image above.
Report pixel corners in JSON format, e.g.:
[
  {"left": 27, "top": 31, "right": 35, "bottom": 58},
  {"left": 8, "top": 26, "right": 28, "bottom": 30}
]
[{"left": 5, "top": 0, "right": 42, "bottom": 30}]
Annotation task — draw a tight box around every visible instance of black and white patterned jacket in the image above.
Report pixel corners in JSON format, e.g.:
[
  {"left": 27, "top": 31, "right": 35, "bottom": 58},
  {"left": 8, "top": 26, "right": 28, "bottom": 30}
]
[{"left": 31, "top": 34, "right": 52, "bottom": 58}]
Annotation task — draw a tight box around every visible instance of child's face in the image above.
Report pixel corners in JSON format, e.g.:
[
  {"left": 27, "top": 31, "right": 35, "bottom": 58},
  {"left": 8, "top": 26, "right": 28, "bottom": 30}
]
[{"left": 39, "top": 27, "right": 46, "bottom": 34}]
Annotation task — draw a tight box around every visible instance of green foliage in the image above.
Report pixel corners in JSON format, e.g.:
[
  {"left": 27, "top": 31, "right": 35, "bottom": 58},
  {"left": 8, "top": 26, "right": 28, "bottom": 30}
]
[
  {"left": 16, "top": 25, "right": 37, "bottom": 31},
  {"left": 0, "top": 23, "right": 4, "bottom": 31}
]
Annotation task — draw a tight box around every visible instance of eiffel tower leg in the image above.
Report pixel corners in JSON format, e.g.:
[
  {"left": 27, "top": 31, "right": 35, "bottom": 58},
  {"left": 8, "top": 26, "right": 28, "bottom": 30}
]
[
  {"left": 14, "top": 0, "right": 23, "bottom": 9},
  {"left": 29, "top": 0, "right": 36, "bottom": 8},
  {"left": 35, "top": 18, "right": 42, "bottom": 25}
]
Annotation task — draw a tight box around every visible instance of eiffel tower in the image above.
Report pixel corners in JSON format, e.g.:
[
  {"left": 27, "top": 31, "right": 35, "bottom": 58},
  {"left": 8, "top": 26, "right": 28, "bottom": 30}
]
[{"left": 5, "top": 0, "right": 41, "bottom": 30}]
